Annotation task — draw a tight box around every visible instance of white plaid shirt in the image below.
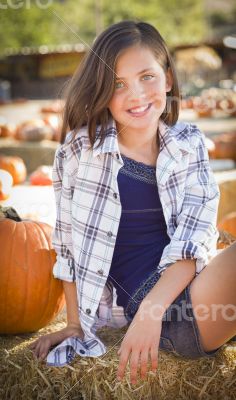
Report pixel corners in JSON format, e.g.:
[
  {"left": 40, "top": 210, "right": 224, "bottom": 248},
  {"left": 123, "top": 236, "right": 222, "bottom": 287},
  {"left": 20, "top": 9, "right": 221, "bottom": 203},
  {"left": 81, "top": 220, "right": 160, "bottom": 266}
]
[{"left": 46, "top": 118, "right": 220, "bottom": 366}]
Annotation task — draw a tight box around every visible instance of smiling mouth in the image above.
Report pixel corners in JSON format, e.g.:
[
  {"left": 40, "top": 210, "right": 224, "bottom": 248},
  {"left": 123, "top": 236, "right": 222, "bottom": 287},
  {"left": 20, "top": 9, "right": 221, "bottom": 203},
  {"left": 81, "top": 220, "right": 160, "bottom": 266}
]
[{"left": 127, "top": 103, "right": 152, "bottom": 116}]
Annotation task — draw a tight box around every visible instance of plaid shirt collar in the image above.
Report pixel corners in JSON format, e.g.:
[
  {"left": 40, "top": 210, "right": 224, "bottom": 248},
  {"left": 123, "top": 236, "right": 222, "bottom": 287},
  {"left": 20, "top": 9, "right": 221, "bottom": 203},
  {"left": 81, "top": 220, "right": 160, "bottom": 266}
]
[{"left": 92, "top": 118, "right": 196, "bottom": 160}]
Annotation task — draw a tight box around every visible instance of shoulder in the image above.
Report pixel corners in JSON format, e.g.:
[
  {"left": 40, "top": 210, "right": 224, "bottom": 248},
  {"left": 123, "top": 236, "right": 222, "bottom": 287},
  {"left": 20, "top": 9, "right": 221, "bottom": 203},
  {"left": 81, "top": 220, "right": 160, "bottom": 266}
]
[
  {"left": 169, "top": 121, "right": 207, "bottom": 150},
  {"left": 55, "top": 126, "right": 91, "bottom": 173},
  {"left": 170, "top": 121, "right": 203, "bottom": 144}
]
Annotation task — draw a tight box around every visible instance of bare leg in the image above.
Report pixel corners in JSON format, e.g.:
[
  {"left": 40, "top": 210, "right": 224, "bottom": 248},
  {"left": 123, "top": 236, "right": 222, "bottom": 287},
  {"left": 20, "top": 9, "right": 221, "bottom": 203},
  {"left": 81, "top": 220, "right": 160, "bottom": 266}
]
[
  {"left": 189, "top": 242, "right": 236, "bottom": 352},
  {"left": 28, "top": 281, "right": 83, "bottom": 360}
]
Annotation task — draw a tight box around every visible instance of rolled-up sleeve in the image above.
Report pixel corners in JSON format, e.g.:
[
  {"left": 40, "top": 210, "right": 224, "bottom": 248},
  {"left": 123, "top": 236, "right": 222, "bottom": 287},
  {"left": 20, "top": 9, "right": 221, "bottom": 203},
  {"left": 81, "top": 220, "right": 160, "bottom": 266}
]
[
  {"left": 158, "top": 128, "right": 220, "bottom": 276},
  {"left": 51, "top": 147, "right": 76, "bottom": 282}
]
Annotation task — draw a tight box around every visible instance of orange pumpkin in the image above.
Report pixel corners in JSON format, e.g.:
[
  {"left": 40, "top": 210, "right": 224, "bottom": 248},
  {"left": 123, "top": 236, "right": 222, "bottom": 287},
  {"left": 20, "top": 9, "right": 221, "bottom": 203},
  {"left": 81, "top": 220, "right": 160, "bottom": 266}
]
[
  {"left": 196, "top": 108, "right": 213, "bottom": 118},
  {"left": 0, "top": 155, "right": 27, "bottom": 185},
  {"left": 0, "top": 206, "right": 65, "bottom": 334},
  {"left": 218, "top": 212, "right": 236, "bottom": 238},
  {"left": 218, "top": 99, "right": 235, "bottom": 113},
  {"left": 0, "top": 169, "right": 13, "bottom": 200},
  {"left": 40, "top": 100, "right": 64, "bottom": 114},
  {"left": 29, "top": 165, "right": 52, "bottom": 186},
  {"left": 193, "top": 97, "right": 213, "bottom": 118},
  {"left": 43, "top": 114, "right": 62, "bottom": 142},
  {"left": 0, "top": 123, "right": 15, "bottom": 138},
  {"left": 211, "top": 132, "right": 236, "bottom": 161},
  {"left": 15, "top": 119, "right": 54, "bottom": 142},
  {"left": 186, "top": 97, "right": 194, "bottom": 109}
]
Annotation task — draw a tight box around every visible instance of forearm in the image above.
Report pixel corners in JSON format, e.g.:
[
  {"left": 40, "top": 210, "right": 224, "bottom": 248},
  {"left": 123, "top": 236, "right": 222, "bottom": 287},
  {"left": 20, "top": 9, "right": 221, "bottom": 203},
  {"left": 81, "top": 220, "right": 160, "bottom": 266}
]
[
  {"left": 138, "top": 259, "right": 196, "bottom": 319},
  {"left": 63, "top": 281, "right": 81, "bottom": 327}
]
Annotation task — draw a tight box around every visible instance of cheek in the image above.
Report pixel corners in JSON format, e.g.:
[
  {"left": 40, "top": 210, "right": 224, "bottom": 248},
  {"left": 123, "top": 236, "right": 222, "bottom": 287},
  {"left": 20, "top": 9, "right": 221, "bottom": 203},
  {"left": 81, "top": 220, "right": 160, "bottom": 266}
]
[
  {"left": 151, "top": 79, "right": 167, "bottom": 93},
  {"left": 108, "top": 96, "right": 123, "bottom": 114},
  {"left": 150, "top": 89, "right": 167, "bottom": 111},
  {"left": 107, "top": 99, "right": 115, "bottom": 115},
  {"left": 150, "top": 83, "right": 166, "bottom": 109}
]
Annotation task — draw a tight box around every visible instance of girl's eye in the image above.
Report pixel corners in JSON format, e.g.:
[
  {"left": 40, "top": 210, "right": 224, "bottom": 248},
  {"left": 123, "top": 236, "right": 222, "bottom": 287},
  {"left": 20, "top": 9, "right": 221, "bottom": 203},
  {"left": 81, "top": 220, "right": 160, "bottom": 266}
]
[
  {"left": 115, "top": 81, "right": 125, "bottom": 89},
  {"left": 142, "top": 74, "right": 154, "bottom": 80}
]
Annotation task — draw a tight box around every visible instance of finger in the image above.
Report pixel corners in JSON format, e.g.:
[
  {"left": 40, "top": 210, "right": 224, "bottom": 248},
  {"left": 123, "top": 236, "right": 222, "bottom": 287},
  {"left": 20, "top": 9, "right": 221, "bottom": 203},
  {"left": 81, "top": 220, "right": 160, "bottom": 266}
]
[
  {"left": 38, "top": 343, "right": 48, "bottom": 360},
  {"left": 34, "top": 342, "right": 43, "bottom": 359},
  {"left": 39, "top": 349, "right": 47, "bottom": 361},
  {"left": 140, "top": 349, "right": 149, "bottom": 380},
  {"left": 129, "top": 350, "right": 141, "bottom": 385},
  {"left": 117, "top": 348, "right": 131, "bottom": 381},
  {"left": 150, "top": 344, "right": 158, "bottom": 373},
  {"left": 28, "top": 339, "right": 38, "bottom": 349},
  {"left": 38, "top": 339, "right": 52, "bottom": 360}
]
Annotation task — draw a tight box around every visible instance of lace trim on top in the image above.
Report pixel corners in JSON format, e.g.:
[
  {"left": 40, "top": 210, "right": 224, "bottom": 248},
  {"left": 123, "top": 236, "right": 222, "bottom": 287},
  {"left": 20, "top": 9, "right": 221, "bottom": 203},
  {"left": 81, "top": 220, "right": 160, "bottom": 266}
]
[
  {"left": 124, "top": 262, "right": 174, "bottom": 322},
  {"left": 120, "top": 154, "right": 157, "bottom": 185}
]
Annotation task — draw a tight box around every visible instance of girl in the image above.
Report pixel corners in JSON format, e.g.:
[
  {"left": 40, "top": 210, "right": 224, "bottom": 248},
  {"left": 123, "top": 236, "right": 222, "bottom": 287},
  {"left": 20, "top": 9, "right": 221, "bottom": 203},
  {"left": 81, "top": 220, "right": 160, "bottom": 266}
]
[{"left": 28, "top": 20, "right": 236, "bottom": 385}]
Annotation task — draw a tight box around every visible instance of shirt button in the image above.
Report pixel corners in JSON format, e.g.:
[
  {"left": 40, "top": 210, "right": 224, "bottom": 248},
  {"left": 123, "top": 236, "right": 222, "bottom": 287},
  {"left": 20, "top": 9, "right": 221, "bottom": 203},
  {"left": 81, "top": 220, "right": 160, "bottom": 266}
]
[
  {"left": 107, "top": 231, "right": 113, "bottom": 237},
  {"left": 97, "top": 268, "right": 104, "bottom": 276},
  {"left": 116, "top": 154, "right": 120, "bottom": 160},
  {"left": 86, "top": 308, "right": 91, "bottom": 315},
  {"left": 113, "top": 193, "right": 118, "bottom": 199},
  {"left": 79, "top": 349, "right": 85, "bottom": 354}
]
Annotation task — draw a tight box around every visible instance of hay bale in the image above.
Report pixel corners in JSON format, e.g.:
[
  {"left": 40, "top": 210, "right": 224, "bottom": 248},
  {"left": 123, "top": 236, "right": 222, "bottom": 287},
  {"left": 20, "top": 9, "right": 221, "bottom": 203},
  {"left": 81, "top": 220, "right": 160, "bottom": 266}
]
[{"left": 0, "top": 310, "right": 236, "bottom": 400}]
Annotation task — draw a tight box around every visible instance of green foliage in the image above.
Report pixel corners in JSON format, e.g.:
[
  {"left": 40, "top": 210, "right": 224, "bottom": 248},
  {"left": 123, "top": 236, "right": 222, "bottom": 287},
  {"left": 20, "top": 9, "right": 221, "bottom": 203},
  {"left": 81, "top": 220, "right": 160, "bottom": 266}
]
[
  {"left": 0, "top": 2, "right": 55, "bottom": 53},
  {"left": 0, "top": 0, "right": 207, "bottom": 55}
]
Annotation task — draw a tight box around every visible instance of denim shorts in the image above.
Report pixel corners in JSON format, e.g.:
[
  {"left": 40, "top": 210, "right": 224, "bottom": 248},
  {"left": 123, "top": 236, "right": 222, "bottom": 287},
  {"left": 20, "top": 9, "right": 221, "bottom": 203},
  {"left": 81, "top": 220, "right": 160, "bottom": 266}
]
[{"left": 124, "top": 269, "right": 223, "bottom": 359}]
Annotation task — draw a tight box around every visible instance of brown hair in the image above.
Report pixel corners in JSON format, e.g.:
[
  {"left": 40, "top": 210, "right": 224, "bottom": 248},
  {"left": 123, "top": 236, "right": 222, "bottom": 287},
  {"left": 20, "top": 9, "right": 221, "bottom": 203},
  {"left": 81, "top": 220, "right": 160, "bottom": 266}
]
[{"left": 60, "top": 20, "right": 180, "bottom": 149}]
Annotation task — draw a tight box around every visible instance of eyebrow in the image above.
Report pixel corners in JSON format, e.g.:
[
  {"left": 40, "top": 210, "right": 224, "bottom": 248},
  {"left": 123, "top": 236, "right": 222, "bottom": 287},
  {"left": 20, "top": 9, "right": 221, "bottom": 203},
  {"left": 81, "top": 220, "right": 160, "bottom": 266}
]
[{"left": 115, "top": 68, "right": 155, "bottom": 80}]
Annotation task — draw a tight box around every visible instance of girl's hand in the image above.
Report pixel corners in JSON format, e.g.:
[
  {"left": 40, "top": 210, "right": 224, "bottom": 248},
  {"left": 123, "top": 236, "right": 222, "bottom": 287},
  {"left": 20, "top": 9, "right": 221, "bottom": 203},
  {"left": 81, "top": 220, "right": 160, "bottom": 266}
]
[
  {"left": 28, "top": 323, "right": 84, "bottom": 361},
  {"left": 117, "top": 306, "right": 162, "bottom": 385}
]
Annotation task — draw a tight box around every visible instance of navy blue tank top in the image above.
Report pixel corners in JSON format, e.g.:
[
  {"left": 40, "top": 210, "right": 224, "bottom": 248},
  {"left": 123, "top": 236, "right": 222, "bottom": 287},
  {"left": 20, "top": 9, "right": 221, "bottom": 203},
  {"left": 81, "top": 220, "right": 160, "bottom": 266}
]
[{"left": 108, "top": 153, "right": 171, "bottom": 310}]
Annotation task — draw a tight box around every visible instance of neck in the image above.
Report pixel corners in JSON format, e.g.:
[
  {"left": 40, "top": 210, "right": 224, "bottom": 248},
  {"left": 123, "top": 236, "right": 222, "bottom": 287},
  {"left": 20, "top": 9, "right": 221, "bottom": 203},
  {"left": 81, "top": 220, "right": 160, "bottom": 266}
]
[{"left": 116, "top": 122, "right": 160, "bottom": 152}]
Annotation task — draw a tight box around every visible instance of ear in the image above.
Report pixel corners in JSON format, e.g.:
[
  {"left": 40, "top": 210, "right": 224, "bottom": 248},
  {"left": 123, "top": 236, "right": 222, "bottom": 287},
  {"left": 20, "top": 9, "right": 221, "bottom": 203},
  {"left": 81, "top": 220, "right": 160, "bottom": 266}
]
[{"left": 165, "top": 68, "right": 173, "bottom": 93}]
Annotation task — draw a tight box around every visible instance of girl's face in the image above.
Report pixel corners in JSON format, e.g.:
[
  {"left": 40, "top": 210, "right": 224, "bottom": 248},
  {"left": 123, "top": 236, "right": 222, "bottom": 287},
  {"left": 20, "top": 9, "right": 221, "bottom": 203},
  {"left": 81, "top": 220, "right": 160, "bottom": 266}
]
[{"left": 108, "top": 45, "right": 172, "bottom": 136}]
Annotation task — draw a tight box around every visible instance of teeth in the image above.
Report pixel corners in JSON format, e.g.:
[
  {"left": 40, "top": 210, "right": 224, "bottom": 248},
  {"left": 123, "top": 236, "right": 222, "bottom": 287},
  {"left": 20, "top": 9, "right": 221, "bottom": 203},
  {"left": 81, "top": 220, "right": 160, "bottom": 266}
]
[{"left": 129, "top": 104, "right": 149, "bottom": 113}]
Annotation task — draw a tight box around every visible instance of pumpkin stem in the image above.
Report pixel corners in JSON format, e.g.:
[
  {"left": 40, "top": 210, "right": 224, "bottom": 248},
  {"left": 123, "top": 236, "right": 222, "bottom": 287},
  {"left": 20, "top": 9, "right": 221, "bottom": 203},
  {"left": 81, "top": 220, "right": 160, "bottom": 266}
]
[{"left": 0, "top": 206, "right": 22, "bottom": 222}]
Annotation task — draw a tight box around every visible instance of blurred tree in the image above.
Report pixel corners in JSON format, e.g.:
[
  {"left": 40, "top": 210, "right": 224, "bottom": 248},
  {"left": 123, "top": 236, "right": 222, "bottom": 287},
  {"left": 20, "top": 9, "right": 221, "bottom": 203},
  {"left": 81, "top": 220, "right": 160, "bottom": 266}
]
[
  {"left": 102, "top": 0, "right": 207, "bottom": 46},
  {"left": 0, "top": 2, "right": 55, "bottom": 53},
  {"left": 0, "top": 0, "right": 207, "bottom": 55}
]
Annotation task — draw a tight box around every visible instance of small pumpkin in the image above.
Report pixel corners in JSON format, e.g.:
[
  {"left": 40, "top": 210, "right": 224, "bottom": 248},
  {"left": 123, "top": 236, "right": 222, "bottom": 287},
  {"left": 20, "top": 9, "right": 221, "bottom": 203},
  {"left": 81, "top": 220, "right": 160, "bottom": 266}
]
[
  {"left": 193, "top": 97, "right": 214, "bottom": 118},
  {"left": 0, "top": 169, "right": 13, "bottom": 200},
  {"left": 196, "top": 108, "right": 213, "bottom": 118},
  {"left": 0, "top": 123, "right": 15, "bottom": 138},
  {"left": 186, "top": 97, "right": 194, "bottom": 109},
  {"left": 211, "top": 132, "right": 236, "bottom": 161},
  {"left": 15, "top": 119, "right": 54, "bottom": 141},
  {"left": 0, "top": 155, "right": 27, "bottom": 185},
  {"left": 40, "top": 100, "right": 64, "bottom": 114},
  {"left": 43, "top": 114, "right": 62, "bottom": 142},
  {"left": 218, "top": 98, "right": 235, "bottom": 113},
  {"left": 0, "top": 206, "right": 65, "bottom": 334},
  {"left": 29, "top": 165, "right": 52, "bottom": 186}
]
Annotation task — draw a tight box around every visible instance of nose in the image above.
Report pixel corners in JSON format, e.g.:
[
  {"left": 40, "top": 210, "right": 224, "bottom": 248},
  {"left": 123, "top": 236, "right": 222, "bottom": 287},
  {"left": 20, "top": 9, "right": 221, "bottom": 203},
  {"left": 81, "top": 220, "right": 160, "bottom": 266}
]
[{"left": 127, "top": 82, "right": 147, "bottom": 103}]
